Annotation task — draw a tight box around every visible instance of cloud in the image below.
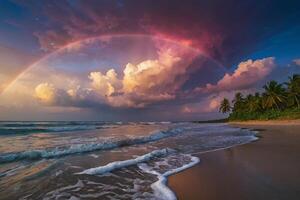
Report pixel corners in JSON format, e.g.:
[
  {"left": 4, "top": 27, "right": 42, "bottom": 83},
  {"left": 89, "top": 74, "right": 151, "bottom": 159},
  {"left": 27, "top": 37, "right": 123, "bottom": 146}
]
[
  {"left": 196, "top": 57, "right": 275, "bottom": 93},
  {"left": 89, "top": 44, "right": 196, "bottom": 107},
  {"left": 122, "top": 45, "right": 192, "bottom": 94},
  {"left": 89, "top": 69, "right": 121, "bottom": 96},
  {"left": 33, "top": 44, "right": 197, "bottom": 108},
  {"left": 34, "top": 83, "right": 75, "bottom": 106},
  {"left": 34, "top": 83, "right": 104, "bottom": 108},
  {"left": 35, "top": 83, "right": 60, "bottom": 104},
  {"left": 19, "top": 0, "right": 299, "bottom": 66},
  {"left": 293, "top": 59, "right": 300, "bottom": 66},
  {"left": 181, "top": 94, "right": 224, "bottom": 114},
  {"left": 181, "top": 87, "right": 259, "bottom": 115}
]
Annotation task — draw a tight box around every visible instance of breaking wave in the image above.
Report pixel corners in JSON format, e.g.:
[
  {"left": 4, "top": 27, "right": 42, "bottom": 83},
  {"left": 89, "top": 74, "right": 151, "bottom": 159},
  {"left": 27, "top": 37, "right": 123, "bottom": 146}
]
[
  {"left": 0, "top": 128, "right": 183, "bottom": 164},
  {"left": 77, "top": 148, "right": 174, "bottom": 175},
  {"left": 76, "top": 148, "right": 200, "bottom": 200}
]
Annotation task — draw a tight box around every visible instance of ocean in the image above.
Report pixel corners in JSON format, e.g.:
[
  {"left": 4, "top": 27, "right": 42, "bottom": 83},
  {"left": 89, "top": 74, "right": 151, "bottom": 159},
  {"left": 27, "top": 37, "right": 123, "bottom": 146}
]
[{"left": 0, "top": 121, "right": 257, "bottom": 200}]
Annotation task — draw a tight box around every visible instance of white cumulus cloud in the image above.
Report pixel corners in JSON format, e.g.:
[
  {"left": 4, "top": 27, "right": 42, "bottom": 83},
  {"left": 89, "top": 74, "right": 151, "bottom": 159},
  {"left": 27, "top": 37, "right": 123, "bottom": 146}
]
[{"left": 34, "top": 44, "right": 197, "bottom": 108}]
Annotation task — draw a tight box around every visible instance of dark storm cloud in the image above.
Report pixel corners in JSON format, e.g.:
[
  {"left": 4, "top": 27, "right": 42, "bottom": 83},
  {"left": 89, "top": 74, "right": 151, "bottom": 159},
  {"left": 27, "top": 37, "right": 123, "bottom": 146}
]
[{"left": 13, "top": 0, "right": 300, "bottom": 66}]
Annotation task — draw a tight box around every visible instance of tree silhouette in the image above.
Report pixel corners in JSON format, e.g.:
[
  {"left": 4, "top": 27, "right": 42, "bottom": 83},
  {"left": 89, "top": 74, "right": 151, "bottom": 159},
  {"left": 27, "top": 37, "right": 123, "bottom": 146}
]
[
  {"left": 285, "top": 75, "right": 300, "bottom": 108},
  {"left": 262, "top": 81, "right": 286, "bottom": 110},
  {"left": 219, "top": 98, "right": 231, "bottom": 113}
]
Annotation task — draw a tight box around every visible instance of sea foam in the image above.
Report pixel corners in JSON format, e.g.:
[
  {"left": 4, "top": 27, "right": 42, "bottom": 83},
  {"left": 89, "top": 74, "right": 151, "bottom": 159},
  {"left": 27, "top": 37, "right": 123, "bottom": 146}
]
[
  {"left": 138, "top": 154, "right": 200, "bottom": 200},
  {"left": 77, "top": 148, "right": 174, "bottom": 175},
  {"left": 0, "top": 128, "right": 182, "bottom": 164},
  {"left": 77, "top": 148, "right": 200, "bottom": 200}
]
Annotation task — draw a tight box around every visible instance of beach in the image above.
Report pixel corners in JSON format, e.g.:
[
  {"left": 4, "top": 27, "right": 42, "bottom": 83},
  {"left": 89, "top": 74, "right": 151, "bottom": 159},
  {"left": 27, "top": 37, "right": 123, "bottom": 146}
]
[
  {"left": 169, "top": 121, "right": 300, "bottom": 200},
  {"left": 1, "top": 121, "right": 299, "bottom": 199}
]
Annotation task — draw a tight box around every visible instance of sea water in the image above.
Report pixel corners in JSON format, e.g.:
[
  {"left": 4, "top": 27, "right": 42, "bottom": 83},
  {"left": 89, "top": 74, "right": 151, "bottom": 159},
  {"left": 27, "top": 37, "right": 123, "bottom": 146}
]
[{"left": 0, "top": 121, "right": 257, "bottom": 199}]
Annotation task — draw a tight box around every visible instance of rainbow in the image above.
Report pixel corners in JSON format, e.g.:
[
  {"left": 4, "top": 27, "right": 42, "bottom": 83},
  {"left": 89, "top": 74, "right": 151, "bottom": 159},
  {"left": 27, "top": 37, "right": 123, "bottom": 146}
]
[{"left": 1, "top": 33, "right": 220, "bottom": 95}]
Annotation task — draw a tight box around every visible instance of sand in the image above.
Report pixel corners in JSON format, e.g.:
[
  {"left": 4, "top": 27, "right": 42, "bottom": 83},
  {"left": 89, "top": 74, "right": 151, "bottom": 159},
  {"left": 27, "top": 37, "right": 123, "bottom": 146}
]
[{"left": 168, "top": 121, "right": 300, "bottom": 200}]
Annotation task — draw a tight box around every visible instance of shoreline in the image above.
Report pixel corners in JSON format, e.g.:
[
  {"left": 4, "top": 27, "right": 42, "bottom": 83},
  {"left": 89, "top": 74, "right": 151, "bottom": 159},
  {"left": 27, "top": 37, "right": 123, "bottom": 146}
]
[
  {"left": 168, "top": 120, "right": 300, "bottom": 200},
  {"left": 229, "top": 119, "right": 300, "bottom": 125}
]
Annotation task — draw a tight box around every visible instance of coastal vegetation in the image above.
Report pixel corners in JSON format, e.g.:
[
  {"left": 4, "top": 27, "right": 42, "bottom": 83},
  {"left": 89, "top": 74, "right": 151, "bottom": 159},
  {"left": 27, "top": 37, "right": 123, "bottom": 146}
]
[{"left": 219, "top": 74, "right": 300, "bottom": 121}]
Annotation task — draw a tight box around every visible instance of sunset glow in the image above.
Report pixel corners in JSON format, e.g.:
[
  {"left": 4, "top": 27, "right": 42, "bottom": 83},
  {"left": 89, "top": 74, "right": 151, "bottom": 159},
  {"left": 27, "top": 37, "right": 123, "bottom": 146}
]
[
  {"left": 1, "top": 1, "right": 300, "bottom": 200},
  {"left": 0, "top": 0, "right": 300, "bottom": 121}
]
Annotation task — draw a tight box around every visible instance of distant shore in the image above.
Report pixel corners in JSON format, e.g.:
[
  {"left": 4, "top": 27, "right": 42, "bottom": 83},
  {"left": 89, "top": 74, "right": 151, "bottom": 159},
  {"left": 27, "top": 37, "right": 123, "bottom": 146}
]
[
  {"left": 195, "top": 118, "right": 300, "bottom": 125},
  {"left": 169, "top": 120, "right": 300, "bottom": 200}
]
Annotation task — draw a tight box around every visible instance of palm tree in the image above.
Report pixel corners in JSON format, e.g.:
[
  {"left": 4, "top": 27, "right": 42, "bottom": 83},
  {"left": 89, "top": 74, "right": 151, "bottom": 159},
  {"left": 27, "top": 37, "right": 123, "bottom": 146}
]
[
  {"left": 232, "top": 92, "right": 243, "bottom": 104},
  {"left": 254, "top": 92, "right": 260, "bottom": 98},
  {"left": 232, "top": 92, "right": 244, "bottom": 113},
  {"left": 245, "top": 94, "right": 259, "bottom": 112},
  {"left": 253, "top": 92, "right": 263, "bottom": 112},
  {"left": 219, "top": 98, "right": 231, "bottom": 113},
  {"left": 262, "top": 81, "right": 286, "bottom": 110},
  {"left": 285, "top": 74, "right": 300, "bottom": 108}
]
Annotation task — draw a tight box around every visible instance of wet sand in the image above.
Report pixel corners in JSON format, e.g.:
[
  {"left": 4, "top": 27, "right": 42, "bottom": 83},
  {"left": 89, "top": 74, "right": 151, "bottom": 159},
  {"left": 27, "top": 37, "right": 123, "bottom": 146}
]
[{"left": 168, "top": 122, "right": 300, "bottom": 200}]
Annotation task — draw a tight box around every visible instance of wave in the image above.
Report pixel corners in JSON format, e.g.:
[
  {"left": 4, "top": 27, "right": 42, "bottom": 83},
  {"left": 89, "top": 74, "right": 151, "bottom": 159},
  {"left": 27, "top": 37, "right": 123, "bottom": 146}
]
[
  {"left": 0, "top": 121, "right": 172, "bottom": 135},
  {"left": 0, "top": 126, "right": 99, "bottom": 135},
  {"left": 0, "top": 122, "right": 123, "bottom": 135},
  {"left": 138, "top": 154, "right": 200, "bottom": 200},
  {"left": 77, "top": 148, "right": 174, "bottom": 175},
  {"left": 0, "top": 121, "right": 99, "bottom": 127},
  {"left": 0, "top": 128, "right": 183, "bottom": 164},
  {"left": 76, "top": 148, "right": 200, "bottom": 200}
]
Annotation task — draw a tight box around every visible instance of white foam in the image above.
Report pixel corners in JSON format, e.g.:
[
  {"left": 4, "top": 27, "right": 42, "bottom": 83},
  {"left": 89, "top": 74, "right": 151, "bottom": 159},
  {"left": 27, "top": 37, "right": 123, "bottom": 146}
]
[
  {"left": 77, "top": 148, "right": 173, "bottom": 175},
  {"left": 76, "top": 149, "right": 199, "bottom": 200},
  {"left": 0, "top": 128, "right": 182, "bottom": 163},
  {"left": 138, "top": 154, "right": 200, "bottom": 200},
  {"left": 89, "top": 154, "right": 99, "bottom": 158}
]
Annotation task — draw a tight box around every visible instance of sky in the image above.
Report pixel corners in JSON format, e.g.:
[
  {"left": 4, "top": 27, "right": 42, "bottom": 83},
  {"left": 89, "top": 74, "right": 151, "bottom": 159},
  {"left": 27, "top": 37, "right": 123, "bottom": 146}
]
[{"left": 0, "top": 0, "right": 300, "bottom": 121}]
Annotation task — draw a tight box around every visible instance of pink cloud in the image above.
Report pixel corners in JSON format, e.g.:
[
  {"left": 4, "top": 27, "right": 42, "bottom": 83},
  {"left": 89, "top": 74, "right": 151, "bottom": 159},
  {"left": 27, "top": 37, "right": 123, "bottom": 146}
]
[
  {"left": 89, "top": 43, "right": 198, "bottom": 107},
  {"left": 196, "top": 57, "right": 275, "bottom": 93},
  {"left": 33, "top": 42, "right": 198, "bottom": 108},
  {"left": 181, "top": 94, "right": 224, "bottom": 114},
  {"left": 293, "top": 59, "right": 300, "bottom": 66}
]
